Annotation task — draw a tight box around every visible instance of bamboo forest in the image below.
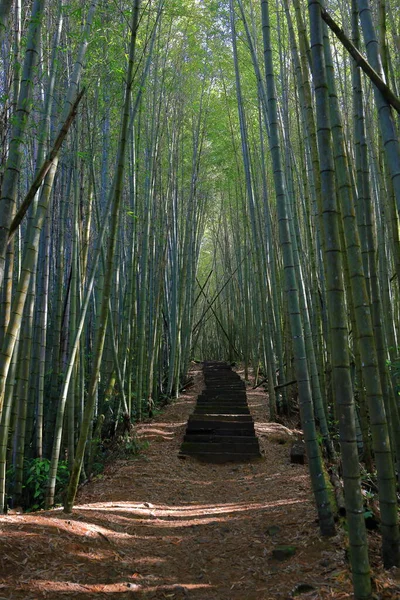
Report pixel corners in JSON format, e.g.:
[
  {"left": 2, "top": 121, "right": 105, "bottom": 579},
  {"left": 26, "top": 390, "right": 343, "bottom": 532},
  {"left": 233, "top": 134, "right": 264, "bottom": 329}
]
[{"left": 0, "top": 0, "right": 400, "bottom": 598}]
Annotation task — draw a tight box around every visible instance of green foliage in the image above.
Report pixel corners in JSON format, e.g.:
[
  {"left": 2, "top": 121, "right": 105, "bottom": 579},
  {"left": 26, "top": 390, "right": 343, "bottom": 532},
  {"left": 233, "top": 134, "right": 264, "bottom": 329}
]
[
  {"left": 122, "top": 437, "right": 148, "bottom": 457},
  {"left": 89, "top": 457, "right": 105, "bottom": 477},
  {"left": 387, "top": 350, "right": 400, "bottom": 395},
  {"left": 112, "top": 432, "right": 149, "bottom": 460},
  {"left": 7, "top": 458, "right": 69, "bottom": 512}
]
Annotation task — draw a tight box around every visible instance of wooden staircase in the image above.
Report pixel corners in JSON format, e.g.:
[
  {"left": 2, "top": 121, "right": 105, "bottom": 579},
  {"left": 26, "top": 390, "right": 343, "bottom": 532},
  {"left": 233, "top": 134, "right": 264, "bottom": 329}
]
[{"left": 179, "top": 362, "right": 261, "bottom": 462}]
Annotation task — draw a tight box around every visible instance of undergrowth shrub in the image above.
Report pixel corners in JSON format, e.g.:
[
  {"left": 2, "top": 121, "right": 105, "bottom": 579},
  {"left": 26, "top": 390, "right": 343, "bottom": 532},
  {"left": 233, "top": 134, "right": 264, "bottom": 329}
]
[{"left": 6, "top": 458, "right": 69, "bottom": 512}]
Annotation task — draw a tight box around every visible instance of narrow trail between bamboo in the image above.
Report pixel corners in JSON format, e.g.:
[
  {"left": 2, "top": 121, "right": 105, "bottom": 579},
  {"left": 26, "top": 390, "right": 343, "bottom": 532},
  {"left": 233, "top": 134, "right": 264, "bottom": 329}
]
[{"left": 1, "top": 365, "right": 396, "bottom": 599}]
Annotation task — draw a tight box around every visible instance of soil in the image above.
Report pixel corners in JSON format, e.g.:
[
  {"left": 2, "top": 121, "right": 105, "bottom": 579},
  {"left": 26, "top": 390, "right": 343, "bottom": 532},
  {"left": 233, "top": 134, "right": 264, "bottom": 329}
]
[{"left": 1, "top": 364, "right": 399, "bottom": 599}]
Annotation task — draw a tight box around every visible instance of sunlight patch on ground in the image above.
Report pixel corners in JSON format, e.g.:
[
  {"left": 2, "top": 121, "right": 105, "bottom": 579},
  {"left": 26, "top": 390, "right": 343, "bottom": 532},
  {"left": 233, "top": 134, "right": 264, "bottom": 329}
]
[
  {"left": 134, "top": 556, "right": 167, "bottom": 565},
  {"left": 1, "top": 516, "right": 137, "bottom": 540},
  {"left": 67, "top": 498, "right": 310, "bottom": 530},
  {"left": 76, "top": 498, "right": 307, "bottom": 517},
  {"left": 72, "top": 549, "right": 116, "bottom": 561},
  {"left": 0, "top": 498, "right": 305, "bottom": 532},
  {"left": 13, "top": 580, "right": 213, "bottom": 594},
  {"left": 255, "top": 422, "right": 303, "bottom": 436},
  {"left": 136, "top": 422, "right": 187, "bottom": 428},
  {"left": 134, "top": 426, "right": 176, "bottom": 440},
  {"left": 136, "top": 428, "right": 175, "bottom": 434},
  {"left": 135, "top": 422, "right": 187, "bottom": 440}
]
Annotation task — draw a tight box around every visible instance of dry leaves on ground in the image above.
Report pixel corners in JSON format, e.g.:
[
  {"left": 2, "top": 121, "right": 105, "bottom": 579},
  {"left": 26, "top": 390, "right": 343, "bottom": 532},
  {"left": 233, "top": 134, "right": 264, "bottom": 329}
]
[{"left": 0, "top": 365, "right": 399, "bottom": 599}]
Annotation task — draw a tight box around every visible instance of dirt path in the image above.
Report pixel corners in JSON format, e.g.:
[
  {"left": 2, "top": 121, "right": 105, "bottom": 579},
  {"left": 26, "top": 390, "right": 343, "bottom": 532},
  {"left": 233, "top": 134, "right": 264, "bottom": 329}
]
[{"left": 1, "top": 365, "right": 398, "bottom": 599}]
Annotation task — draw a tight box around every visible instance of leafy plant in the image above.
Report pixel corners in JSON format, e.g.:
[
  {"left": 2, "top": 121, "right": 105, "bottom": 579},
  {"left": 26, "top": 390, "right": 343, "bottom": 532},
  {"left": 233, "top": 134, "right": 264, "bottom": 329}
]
[
  {"left": 386, "top": 351, "right": 400, "bottom": 396},
  {"left": 117, "top": 436, "right": 149, "bottom": 459},
  {"left": 6, "top": 458, "right": 69, "bottom": 512}
]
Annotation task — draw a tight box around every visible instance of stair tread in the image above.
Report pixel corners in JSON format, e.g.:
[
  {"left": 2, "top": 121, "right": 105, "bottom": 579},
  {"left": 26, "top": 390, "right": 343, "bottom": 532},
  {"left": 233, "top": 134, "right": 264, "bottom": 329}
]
[
  {"left": 188, "top": 415, "right": 253, "bottom": 422},
  {"left": 186, "top": 429, "right": 255, "bottom": 436},
  {"left": 184, "top": 434, "right": 258, "bottom": 443}
]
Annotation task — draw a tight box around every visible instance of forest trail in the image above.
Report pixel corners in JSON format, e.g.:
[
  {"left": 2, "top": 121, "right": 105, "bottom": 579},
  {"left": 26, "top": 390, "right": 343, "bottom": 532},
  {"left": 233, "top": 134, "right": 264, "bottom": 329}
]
[{"left": 0, "top": 365, "right": 397, "bottom": 600}]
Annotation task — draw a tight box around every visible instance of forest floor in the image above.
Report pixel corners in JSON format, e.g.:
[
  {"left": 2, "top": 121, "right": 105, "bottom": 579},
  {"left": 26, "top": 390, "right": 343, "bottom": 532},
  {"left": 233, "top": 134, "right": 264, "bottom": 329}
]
[{"left": 1, "top": 365, "right": 400, "bottom": 600}]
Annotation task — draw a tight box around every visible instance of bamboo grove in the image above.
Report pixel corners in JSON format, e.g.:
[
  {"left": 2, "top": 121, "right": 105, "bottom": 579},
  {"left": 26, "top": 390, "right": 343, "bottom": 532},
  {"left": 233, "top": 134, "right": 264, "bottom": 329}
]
[{"left": 0, "top": 0, "right": 400, "bottom": 597}]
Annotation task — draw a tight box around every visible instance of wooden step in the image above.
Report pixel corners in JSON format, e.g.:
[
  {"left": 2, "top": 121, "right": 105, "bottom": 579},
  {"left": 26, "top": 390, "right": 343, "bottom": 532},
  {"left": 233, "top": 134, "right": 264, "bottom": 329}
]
[
  {"left": 204, "top": 390, "right": 244, "bottom": 394},
  {"left": 195, "top": 406, "right": 249, "bottom": 413},
  {"left": 185, "top": 427, "right": 255, "bottom": 436},
  {"left": 198, "top": 392, "right": 247, "bottom": 399},
  {"left": 204, "top": 376, "right": 242, "bottom": 381},
  {"left": 188, "top": 415, "right": 253, "bottom": 423},
  {"left": 204, "top": 376, "right": 240, "bottom": 380},
  {"left": 197, "top": 394, "right": 247, "bottom": 399},
  {"left": 203, "top": 391, "right": 245, "bottom": 396},
  {"left": 184, "top": 434, "right": 258, "bottom": 444},
  {"left": 205, "top": 377, "right": 242, "bottom": 382},
  {"left": 196, "top": 399, "right": 248, "bottom": 406},
  {"left": 186, "top": 420, "right": 254, "bottom": 431},
  {"left": 195, "top": 405, "right": 249, "bottom": 411},
  {"left": 202, "top": 387, "right": 245, "bottom": 393}
]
